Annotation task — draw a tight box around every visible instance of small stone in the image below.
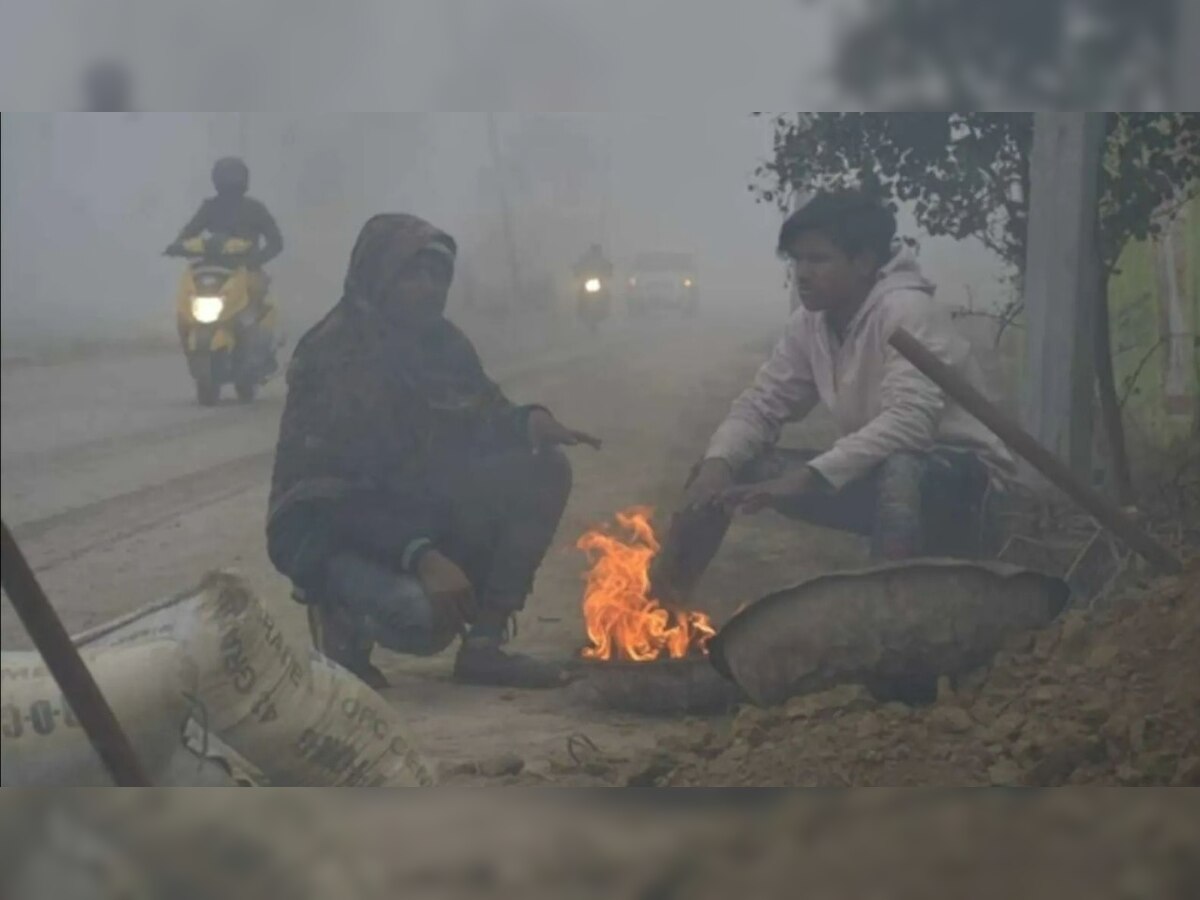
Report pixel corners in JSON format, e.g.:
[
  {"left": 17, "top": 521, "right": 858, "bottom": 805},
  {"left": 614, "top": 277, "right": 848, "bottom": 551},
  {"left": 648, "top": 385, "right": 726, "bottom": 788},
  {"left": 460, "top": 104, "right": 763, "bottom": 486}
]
[
  {"left": 1031, "top": 685, "right": 1059, "bottom": 704},
  {"left": 1033, "top": 628, "right": 1060, "bottom": 660},
  {"left": 987, "top": 759, "right": 1021, "bottom": 785},
  {"left": 982, "top": 709, "right": 1026, "bottom": 743},
  {"left": 1022, "top": 734, "right": 1104, "bottom": 786},
  {"left": 1013, "top": 735, "right": 1043, "bottom": 762},
  {"left": 1171, "top": 757, "right": 1200, "bottom": 786},
  {"left": 1057, "top": 611, "right": 1089, "bottom": 658},
  {"left": 1128, "top": 717, "right": 1149, "bottom": 754},
  {"left": 623, "top": 754, "right": 676, "bottom": 787},
  {"left": 477, "top": 753, "right": 525, "bottom": 778},
  {"left": 928, "top": 706, "right": 974, "bottom": 734},
  {"left": 1115, "top": 764, "right": 1144, "bottom": 786},
  {"left": 882, "top": 702, "right": 912, "bottom": 719},
  {"left": 733, "top": 705, "right": 779, "bottom": 739},
  {"left": 936, "top": 675, "right": 956, "bottom": 703},
  {"left": 783, "top": 684, "right": 873, "bottom": 720},
  {"left": 1086, "top": 642, "right": 1121, "bottom": 669},
  {"left": 1077, "top": 695, "right": 1111, "bottom": 728},
  {"left": 855, "top": 715, "right": 884, "bottom": 740},
  {"left": 1139, "top": 752, "right": 1179, "bottom": 784},
  {"left": 439, "top": 760, "right": 479, "bottom": 779},
  {"left": 1003, "top": 631, "right": 1035, "bottom": 654}
]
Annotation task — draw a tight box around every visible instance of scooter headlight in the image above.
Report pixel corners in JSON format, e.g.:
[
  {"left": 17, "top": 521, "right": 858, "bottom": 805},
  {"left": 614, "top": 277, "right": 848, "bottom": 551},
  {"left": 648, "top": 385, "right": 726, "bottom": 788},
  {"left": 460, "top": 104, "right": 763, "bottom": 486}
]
[
  {"left": 584, "top": 278, "right": 602, "bottom": 294},
  {"left": 191, "top": 296, "right": 225, "bottom": 324}
]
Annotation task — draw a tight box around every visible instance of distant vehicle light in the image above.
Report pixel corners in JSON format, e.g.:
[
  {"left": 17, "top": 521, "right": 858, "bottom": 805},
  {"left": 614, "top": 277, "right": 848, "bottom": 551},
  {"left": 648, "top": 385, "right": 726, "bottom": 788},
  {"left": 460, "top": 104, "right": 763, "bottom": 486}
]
[
  {"left": 683, "top": 278, "right": 694, "bottom": 288},
  {"left": 628, "top": 276, "right": 637, "bottom": 287},
  {"left": 584, "top": 278, "right": 602, "bottom": 293}
]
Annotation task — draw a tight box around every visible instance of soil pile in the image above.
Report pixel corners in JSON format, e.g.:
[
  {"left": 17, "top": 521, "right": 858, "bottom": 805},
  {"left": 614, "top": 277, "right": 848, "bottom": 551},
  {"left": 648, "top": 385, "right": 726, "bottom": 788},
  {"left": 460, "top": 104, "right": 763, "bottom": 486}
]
[{"left": 660, "top": 560, "right": 1199, "bottom": 786}]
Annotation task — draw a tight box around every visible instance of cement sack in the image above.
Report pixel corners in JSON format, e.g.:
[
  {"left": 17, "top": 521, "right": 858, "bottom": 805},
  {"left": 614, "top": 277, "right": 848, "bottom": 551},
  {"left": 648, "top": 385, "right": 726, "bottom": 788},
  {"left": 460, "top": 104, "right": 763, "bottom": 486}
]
[
  {"left": 1, "top": 640, "right": 190, "bottom": 786},
  {"left": 78, "top": 571, "right": 436, "bottom": 786}
]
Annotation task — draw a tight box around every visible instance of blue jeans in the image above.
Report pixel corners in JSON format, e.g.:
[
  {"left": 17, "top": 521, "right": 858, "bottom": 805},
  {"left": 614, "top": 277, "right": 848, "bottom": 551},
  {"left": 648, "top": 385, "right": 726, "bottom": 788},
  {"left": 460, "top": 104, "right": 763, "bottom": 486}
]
[{"left": 651, "top": 447, "right": 993, "bottom": 601}]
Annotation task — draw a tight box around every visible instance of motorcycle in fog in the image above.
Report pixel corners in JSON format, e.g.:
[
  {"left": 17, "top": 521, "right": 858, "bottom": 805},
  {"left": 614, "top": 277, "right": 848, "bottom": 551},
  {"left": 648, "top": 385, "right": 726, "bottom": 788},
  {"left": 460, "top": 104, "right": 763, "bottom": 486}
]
[
  {"left": 575, "top": 272, "right": 612, "bottom": 333},
  {"left": 169, "top": 234, "right": 279, "bottom": 406}
]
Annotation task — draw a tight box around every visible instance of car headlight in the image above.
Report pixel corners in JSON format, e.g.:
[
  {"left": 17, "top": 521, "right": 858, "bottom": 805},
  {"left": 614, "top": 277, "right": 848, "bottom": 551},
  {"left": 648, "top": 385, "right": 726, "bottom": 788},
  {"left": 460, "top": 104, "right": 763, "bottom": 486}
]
[
  {"left": 191, "top": 296, "right": 225, "bottom": 323},
  {"left": 683, "top": 278, "right": 694, "bottom": 288},
  {"left": 584, "top": 278, "right": 602, "bottom": 293}
]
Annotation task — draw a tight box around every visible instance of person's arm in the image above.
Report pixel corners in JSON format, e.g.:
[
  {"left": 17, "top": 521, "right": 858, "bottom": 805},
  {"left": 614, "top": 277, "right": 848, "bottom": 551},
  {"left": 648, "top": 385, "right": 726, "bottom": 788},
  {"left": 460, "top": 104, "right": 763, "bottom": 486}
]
[
  {"left": 806, "top": 292, "right": 956, "bottom": 490},
  {"left": 252, "top": 201, "right": 283, "bottom": 267},
  {"left": 165, "top": 200, "right": 211, "bottom": 253},
  {"left": 704, "top": 312, "right": 820, "bottom": 470},
  {"left": 270, "top": 345, "right": 445, "bottom": 553}
]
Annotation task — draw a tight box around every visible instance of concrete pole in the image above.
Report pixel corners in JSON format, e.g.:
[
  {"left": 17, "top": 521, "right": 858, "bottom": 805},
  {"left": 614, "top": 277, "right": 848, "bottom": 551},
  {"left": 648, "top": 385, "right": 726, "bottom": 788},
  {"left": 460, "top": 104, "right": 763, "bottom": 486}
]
[{"left": 1021, "top": 112, "right": 1107, "bottom": 481}]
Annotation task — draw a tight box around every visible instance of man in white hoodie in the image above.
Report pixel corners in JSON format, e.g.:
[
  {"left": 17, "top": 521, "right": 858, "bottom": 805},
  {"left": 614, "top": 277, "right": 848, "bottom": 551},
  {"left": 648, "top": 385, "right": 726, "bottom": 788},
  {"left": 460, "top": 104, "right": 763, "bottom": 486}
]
[{"left": 650, "top": 191, "right": 1015, "bottom": 602}]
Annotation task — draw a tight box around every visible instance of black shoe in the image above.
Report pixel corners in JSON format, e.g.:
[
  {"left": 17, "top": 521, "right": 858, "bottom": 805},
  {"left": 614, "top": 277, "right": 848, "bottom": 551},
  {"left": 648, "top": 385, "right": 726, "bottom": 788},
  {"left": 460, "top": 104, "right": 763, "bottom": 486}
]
[{"left": 453, "top": 637, "right": 569, "bottom": 689}]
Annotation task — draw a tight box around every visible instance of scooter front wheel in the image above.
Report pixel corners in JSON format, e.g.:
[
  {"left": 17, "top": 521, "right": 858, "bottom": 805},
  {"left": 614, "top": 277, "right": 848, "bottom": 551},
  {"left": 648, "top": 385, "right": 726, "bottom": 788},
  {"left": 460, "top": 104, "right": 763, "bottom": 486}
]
[
  {"left": 190, "top": 353, "right": 220, "bottom": 406},
  {"left": 234, "top": 377, "right": 258, "bottom": 403}
]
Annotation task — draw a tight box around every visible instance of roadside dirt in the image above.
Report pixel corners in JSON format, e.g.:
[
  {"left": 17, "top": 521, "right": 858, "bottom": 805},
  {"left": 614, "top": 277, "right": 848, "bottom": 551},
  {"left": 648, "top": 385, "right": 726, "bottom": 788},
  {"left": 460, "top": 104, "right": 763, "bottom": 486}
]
[{"left": 655, "top": 559, "right": 1200, "bottom": 787}]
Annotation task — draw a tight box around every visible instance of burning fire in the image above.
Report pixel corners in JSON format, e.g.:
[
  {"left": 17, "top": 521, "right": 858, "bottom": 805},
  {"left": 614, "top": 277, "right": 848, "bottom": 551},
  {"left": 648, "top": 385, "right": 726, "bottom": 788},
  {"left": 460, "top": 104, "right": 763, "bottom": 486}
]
[{"left": 577, "top": 506, "right": 715, "bottom": 662}]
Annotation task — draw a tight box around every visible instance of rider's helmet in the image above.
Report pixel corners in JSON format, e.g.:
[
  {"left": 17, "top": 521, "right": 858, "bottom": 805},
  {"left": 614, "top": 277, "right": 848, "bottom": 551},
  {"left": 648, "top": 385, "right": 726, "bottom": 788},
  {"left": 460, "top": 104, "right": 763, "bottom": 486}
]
[{"left": 212, "top": 157, "right": 250, "bottom": 197}]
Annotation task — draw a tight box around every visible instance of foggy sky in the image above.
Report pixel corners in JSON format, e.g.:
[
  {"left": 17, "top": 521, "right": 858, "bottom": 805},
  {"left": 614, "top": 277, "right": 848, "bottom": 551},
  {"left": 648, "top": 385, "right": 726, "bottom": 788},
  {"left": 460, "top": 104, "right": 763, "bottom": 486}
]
[{"left": 0, "top": 1, "right": 1009, "bottom": 352}]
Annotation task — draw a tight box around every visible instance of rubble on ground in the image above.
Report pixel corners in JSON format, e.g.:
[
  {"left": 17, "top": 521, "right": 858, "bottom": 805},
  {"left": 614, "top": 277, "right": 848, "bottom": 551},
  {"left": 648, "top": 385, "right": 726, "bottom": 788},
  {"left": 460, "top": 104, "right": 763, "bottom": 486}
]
[{"left": 648, "top": 560, "right": 1199, "bottom": 786}]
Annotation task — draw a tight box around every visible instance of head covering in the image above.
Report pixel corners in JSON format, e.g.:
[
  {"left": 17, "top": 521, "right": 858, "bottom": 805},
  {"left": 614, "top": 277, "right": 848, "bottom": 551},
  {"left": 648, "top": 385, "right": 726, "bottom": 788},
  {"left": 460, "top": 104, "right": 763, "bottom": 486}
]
[
  {"left": 341, "top": 213, "right": 457, "bottom": 312},
  {"left": 268, "top": 214, "right": 515, "bottom": 524}
]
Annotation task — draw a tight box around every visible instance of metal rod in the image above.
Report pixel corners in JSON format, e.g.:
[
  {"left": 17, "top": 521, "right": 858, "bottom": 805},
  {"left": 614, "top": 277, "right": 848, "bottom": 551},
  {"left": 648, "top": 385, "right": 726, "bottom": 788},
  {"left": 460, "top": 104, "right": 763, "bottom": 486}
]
[
  {"left": 888, "top": 327, "right": 1183, "bottom": 575},
  {"left": 1, "top": 520, "right": 152, "bottom": 785}
]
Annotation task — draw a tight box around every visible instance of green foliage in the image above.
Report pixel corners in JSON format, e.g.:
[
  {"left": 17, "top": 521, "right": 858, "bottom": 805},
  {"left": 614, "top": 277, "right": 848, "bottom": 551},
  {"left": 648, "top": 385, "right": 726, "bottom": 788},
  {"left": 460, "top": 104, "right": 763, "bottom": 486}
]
[{"left": 754, "top": 113, "right": 1200, "bottom": 277}]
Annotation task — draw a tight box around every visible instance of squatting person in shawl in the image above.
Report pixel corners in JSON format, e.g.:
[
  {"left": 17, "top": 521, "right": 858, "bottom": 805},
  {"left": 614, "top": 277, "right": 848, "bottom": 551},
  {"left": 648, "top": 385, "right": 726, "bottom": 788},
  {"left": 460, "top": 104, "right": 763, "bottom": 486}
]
[
  {"left": 267, "top": 214, "right": 601, "bottom": 689},
  {"left": 650, "top": 190, "right": 1016, "bottom": 603}
]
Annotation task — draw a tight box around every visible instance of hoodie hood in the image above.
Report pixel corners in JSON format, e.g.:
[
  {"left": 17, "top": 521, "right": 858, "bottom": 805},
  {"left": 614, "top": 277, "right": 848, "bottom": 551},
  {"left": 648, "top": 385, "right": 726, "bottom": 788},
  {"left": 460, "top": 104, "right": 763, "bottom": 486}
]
[{"left": 838, "top": 247, "right": 935, "bottom": 335}]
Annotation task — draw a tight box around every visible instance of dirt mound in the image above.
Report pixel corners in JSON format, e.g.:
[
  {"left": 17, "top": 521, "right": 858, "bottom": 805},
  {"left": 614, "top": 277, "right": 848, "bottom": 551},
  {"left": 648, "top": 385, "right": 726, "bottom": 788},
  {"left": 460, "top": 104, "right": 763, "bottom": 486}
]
[{"left": 660, "top": 560, "right": 1200, "bottom": 786}]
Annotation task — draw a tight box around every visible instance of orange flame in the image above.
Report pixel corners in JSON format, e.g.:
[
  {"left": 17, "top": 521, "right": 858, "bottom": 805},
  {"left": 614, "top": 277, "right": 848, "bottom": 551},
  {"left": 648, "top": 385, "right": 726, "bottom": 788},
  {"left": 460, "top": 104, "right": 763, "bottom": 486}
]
[{"left": 577, "top": 506, "right": 716, "bottom": 662}]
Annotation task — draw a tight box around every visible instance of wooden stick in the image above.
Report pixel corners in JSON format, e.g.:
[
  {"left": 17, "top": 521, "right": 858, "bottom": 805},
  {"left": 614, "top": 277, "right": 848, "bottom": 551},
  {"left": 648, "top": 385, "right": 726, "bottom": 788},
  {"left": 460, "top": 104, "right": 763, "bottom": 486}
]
[
  {"left": 888, "top": 327, "right": 1183, "bottom": 575},
  {"left": 1, "top": 520, "right": 152, "bottom": 785}
]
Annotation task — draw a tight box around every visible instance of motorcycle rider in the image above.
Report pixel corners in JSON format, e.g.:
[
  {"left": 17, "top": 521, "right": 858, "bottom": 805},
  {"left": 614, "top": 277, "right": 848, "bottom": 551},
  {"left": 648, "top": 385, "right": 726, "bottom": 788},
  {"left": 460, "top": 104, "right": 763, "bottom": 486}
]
[
  {"left": 166, "top": 157, "right": 283, "bottom": 369},
  {"left": 267, "top": 213, "right": 602, "bottom": 690},
  {"left": 573, "top": 242, "right": 613, "bottom": 282}
]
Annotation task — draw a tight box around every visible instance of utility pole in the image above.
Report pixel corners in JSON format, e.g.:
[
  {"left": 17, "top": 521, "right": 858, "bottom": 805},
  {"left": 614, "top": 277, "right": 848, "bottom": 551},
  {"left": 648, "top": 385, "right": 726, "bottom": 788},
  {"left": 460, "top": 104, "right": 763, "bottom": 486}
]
[{"left": 1022, "top": 112, "right": 1107, "bottom": 482}]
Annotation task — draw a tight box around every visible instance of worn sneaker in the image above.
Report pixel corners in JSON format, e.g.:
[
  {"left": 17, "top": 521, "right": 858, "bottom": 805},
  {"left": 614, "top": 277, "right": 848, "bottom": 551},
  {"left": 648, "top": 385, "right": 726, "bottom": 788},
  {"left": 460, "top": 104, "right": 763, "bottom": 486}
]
[{"left": 453, "top": 637, "right": 569, "bottom": 689}]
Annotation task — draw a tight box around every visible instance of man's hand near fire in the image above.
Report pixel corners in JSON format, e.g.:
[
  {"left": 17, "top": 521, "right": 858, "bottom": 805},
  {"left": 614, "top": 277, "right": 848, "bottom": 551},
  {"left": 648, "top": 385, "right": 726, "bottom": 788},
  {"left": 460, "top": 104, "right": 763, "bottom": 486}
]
[
  {"left": 719, "top": 466, "right": 818, "bottom": 515},
  {"left": 681, "top": 458, "right": 735, "bottom": 511}
]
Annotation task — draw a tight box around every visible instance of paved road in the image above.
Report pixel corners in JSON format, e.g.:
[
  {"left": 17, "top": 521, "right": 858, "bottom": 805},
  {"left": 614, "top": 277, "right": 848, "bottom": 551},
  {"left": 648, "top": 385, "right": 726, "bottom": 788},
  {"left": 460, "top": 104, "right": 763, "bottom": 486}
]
[{"left": 1, "top": 311, "right": 859, "bottom": 779}]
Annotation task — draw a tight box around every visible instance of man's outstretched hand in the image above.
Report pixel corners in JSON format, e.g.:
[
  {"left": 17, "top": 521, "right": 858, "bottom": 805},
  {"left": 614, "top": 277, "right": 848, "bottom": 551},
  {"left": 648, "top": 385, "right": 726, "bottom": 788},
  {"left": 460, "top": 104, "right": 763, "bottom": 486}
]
[
  {"left": 719, "top": 467, "right": 816, "bottom": 515},
  {"left": 681, "top": 458, "right": 735, "bottom": 511},
  {"left": 528, "top": 408, "right": 602, "bottom": 451}
]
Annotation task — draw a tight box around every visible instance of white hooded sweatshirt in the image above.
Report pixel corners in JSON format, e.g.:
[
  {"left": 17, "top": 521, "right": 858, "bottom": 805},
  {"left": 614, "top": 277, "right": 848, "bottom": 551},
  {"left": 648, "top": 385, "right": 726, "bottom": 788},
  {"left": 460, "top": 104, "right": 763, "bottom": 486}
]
[{"left": 705, "top": 250, "right": 1016, "bottom": 490}]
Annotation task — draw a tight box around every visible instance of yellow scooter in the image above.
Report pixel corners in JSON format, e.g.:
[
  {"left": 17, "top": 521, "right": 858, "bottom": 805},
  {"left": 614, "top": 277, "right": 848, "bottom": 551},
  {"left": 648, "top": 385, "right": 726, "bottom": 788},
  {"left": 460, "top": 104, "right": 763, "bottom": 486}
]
[{"left": 171, "top": 234, "right": 279, "bottom": 406}]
